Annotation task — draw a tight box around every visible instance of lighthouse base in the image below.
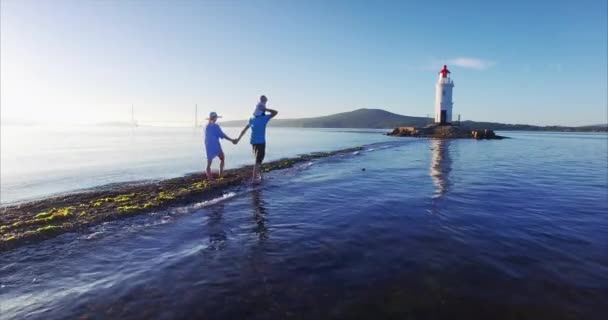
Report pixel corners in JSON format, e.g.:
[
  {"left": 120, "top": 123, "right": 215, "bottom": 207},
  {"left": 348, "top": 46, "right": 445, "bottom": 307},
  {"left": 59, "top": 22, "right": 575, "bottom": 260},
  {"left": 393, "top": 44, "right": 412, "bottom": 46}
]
[{"left": 438, "top": 110, "right": 449, "bottom": 124}]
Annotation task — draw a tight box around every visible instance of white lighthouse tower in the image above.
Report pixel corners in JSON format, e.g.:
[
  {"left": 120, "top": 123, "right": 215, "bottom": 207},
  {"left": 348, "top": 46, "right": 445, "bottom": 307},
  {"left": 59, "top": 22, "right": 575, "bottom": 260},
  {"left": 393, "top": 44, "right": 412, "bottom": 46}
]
[{"left": 435, "top": 65, "right": 454, "bottom": 125}]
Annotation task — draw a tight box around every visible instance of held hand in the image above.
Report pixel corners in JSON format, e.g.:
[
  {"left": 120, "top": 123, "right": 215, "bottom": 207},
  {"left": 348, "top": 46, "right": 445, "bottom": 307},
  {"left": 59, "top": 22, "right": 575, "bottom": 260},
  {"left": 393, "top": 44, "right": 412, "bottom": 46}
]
[{"left": 232, "top": 138, "right": 238, "bottom": 145}]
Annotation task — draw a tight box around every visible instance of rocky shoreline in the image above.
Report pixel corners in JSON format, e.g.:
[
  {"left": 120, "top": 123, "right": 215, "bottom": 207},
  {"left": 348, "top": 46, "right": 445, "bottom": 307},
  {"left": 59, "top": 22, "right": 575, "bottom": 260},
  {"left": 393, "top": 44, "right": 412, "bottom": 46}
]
[
  {"left": 0, "top": 146, "right": 363, "bottom": 252},
  {"left": 387, "top": 125, "right": 505, "bottom": 139}
]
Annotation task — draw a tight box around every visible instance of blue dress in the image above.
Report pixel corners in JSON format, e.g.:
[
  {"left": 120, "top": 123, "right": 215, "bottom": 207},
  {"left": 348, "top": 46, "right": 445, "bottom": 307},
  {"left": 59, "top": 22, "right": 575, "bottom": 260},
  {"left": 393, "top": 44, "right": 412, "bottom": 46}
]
[{"left": 205, "top": 123, "right": 226, "bottom": 159}]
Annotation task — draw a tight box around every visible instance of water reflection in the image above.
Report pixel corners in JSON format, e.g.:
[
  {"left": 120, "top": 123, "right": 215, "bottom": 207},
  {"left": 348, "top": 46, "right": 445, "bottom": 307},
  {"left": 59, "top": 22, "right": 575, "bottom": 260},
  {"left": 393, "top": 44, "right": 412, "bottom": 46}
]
[
  {"left": 206, "top": 203, "right": 227, "bottom": 250},
  {"left": 251, "top": 188, "right": 269, "bottom": 241},
  {"left": 430, "top": 139, "right": 452, "bottom": 198}
]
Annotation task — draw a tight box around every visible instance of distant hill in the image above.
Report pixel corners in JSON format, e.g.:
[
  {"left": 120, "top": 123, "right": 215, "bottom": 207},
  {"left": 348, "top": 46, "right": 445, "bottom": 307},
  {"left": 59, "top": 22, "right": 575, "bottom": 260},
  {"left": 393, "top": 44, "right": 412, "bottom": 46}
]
[
  {"left": 574, "top": 124, "right": 608, "bottom": 132},
  {"left": 222, "top": 109, "right": 432, "bottom": 129},
  {"left": 221, "top": 108, "right": 607, "bottom": 132}
]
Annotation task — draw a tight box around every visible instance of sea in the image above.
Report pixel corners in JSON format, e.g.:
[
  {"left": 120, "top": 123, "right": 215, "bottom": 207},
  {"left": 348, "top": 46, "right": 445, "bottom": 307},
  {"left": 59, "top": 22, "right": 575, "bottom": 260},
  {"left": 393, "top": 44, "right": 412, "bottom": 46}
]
[{"left": 0, "top": 125, "right": 607, "bottom": 319}]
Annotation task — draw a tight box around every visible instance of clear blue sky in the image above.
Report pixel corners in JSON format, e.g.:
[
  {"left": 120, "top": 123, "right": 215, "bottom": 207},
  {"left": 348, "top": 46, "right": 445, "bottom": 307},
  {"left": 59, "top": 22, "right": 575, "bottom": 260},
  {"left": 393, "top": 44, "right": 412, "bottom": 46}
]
[{"left": 1, "top": 0, "right": 606, "bottom": 126}]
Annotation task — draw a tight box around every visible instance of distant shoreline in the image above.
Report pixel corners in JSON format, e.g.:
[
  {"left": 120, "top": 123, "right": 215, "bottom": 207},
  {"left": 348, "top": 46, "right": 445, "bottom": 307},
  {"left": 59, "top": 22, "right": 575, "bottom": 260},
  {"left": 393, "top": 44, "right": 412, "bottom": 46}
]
[
  {"left": 219, "top": 125, "right": 608, "bottom": 133},
  {"left": 4, "top": 108, "right": 606, "bottom": 132},
  {"left": 3, "top": 123, "right": 607, "bottom": 133}
]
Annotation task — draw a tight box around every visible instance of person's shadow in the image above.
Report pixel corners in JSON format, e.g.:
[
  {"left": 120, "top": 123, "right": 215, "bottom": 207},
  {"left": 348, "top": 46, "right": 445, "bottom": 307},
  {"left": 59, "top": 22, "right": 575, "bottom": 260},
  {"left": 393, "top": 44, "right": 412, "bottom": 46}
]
[{"left": 251, "top": 188, "right": 269, "bottom": 242}]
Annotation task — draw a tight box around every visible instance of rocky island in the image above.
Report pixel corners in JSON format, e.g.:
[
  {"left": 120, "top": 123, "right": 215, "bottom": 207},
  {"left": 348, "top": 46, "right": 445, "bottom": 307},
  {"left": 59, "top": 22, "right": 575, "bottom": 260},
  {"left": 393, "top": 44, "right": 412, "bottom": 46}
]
[
  {"left": 386, "top": 65, "right": 504, "bottom": 140},
  {"left": 387, "top": 124, "right": 505, "bottom": 139}
]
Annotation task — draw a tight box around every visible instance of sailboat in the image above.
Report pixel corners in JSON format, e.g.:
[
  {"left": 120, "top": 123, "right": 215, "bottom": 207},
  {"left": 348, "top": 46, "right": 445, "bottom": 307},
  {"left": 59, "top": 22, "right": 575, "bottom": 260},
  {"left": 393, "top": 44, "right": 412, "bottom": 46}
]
[{"left": 131, "top": 104, "right": 138, "bottom": 127}]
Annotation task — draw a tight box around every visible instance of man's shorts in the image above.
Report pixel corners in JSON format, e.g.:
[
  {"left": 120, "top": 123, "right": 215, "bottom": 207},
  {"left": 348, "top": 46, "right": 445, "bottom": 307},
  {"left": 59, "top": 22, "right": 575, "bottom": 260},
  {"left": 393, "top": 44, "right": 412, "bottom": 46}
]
[{"left": 252, "top": 144, "right": 266, "bottom": 164}]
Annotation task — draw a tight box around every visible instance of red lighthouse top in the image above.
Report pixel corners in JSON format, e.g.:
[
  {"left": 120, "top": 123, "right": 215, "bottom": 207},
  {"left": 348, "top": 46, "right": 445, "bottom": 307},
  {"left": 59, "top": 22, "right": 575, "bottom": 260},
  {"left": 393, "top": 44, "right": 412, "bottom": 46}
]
[{"left": 439, "top": 65, "right": 451, "bottom": 78}]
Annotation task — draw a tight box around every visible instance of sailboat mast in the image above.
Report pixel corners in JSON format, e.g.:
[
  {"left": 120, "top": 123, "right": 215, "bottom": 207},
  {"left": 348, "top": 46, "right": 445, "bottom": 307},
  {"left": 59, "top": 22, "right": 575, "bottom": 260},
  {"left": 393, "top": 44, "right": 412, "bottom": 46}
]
[{"left": 195, "top": 104, "right": 198, "bottom": 127}]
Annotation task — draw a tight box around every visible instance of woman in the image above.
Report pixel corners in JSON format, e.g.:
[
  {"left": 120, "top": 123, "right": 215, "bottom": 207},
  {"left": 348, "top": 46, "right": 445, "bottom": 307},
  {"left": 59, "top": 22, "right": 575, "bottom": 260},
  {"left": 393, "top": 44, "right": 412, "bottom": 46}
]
[{"left": 205, "top": 112, "right": 237, "bottom": 179}]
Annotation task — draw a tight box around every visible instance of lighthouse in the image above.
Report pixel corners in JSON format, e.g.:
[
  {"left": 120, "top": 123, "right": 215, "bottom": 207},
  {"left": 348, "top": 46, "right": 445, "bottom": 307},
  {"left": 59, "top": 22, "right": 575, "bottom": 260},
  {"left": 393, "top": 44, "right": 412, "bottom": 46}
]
[{"left": 435, "top": 65, "right": 454, "bottom": 124}]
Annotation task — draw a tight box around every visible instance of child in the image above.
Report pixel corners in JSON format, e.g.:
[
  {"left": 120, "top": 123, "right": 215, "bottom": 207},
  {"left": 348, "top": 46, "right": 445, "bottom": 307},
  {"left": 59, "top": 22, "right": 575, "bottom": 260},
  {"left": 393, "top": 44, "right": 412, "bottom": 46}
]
[
  {"left": 205, "top": 112, "right": 237, "bottom": 179},
  {"left": 253, "top": 95, "right": 267, "bottom": 116}
]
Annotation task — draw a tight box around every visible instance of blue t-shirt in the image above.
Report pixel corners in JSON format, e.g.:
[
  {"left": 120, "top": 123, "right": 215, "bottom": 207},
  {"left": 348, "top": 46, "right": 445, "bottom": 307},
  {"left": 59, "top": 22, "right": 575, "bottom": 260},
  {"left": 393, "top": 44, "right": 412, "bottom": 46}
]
[
  {"left": 249, "top": 115, "right": 271, "bottom": 144},
  {"left": 205, "top": 123, "right": 226, "bottom": 159}
]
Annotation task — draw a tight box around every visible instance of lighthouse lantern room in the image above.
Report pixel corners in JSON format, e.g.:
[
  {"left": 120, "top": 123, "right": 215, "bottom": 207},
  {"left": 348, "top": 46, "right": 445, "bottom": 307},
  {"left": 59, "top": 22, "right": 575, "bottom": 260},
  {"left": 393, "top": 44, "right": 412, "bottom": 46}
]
[{"left": 435, "top": 65, "right": 454, "bottom": 124}]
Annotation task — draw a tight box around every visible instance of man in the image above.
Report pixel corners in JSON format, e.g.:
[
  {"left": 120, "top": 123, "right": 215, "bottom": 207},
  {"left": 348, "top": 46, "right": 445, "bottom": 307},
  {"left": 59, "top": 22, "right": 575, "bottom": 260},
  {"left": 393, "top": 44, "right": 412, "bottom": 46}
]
[
  {"left": 237, "top": 95, "right": 278, "bottom": 183},
  {"left": 205, "top": 112, "right": 237, "bottom": 180}
]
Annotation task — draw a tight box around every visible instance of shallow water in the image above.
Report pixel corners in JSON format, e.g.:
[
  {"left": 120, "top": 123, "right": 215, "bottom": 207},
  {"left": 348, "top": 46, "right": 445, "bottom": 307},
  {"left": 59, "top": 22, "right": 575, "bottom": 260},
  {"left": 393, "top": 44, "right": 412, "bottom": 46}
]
[
  {"left": 0, "top": 126, "right": 389, "bottom": 204},
  {"left": 1, "top": 131, "right": 607, "bottom": 319}
]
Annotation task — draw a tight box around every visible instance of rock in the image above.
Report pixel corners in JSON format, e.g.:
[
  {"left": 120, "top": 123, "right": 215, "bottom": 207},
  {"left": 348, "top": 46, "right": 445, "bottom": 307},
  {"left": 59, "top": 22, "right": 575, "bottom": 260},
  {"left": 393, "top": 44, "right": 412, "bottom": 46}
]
[
  {"left": 432, "top": 125, "right": 470, "bottom": 138},
  {"left": 387, "top": 126, "right": 417, "bottom": 137},
  {"left": 470, "top": 129, "right": 499, "bottom": 139}
]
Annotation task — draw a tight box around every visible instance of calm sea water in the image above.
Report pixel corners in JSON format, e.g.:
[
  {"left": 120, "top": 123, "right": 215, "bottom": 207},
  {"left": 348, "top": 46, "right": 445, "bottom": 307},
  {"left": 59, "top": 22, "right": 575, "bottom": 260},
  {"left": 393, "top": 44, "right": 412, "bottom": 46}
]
[
  {"left": 0, "top": 126, "right": 389, "bottom": 204},
  {"left": 1, "top": 128, "right": 607, "bottom": 319}
]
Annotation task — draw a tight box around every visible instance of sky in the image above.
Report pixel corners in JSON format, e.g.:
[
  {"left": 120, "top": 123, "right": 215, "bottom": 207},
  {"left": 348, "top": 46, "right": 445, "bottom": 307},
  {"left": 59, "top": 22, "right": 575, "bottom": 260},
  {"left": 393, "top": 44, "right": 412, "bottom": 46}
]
[{"left": 1, "top": 0, "right": 607, "bottom": 126}]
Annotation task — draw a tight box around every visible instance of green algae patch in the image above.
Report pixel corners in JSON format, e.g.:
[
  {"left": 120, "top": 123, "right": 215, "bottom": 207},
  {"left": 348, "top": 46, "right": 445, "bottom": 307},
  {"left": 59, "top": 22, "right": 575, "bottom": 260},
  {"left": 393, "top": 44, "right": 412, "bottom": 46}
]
[
  {"left": 58, "top": 207, "right": 72, "bottom": 215},
  {"left": 90, "top": 193, "right": 137, "bottom": 207},
  {"left": 142, "top": 202, "right": 158, "bottom": 209},
  {"left": 117, "top": 205, "right": 142, "bottom": 213},
  {"left": 116, "top": 192, "right": 175, "bottom": 214},
  {"left": 2, "top": 234, "right": 18, "bottom": 242},
  {"left": 155, "top": 191, "right": 175, "bottom": 201},
  {"left": 113, "top": 193, "right": 136, "bottom": 202},
  {"left": 191, "top": 181, "right": 210, "bottom": 190},
  {"left": 33, "top": 207, "right": 74, "bottom": 223},
  {"left": 36, "top": 225, "right": 61, "bottom": 233},
  {"left": 50, "top": 207, "right": 74, "bottom": 218},
  {"left": 91, "top": 200, "right": 106, "bottom": 207},
  {"left": 34, "top": 211, "right": 53, "bottom": 219}
]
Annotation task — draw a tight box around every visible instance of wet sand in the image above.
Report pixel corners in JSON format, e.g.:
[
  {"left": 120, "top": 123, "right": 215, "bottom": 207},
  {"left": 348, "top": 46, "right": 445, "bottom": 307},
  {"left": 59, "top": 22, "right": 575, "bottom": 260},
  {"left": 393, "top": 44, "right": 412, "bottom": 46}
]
[{"left": 0, "top": 146, "right": 363, "bottom": 251}]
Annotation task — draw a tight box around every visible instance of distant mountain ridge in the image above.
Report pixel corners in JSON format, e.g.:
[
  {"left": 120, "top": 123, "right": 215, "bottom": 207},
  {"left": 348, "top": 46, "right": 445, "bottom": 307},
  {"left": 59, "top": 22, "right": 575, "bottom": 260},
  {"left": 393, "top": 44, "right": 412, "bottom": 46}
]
[
  {"left": 222, "top": 109, "right": 430, "bottom": 129},
  {"left": 221, "top": 108, "right": 608, "bottom": 132}
]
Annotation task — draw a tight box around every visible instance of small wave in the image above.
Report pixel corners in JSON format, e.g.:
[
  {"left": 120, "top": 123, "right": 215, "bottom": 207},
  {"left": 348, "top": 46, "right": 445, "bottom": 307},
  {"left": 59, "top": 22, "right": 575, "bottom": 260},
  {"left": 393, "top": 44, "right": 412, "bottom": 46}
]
[
  {"left": 142, "top": 216, "right": 174, "bottom": 228},
  {"left": 192, "top": 192, "right": 238, "bottom": 208},
  {"left": 297, "top": 162, "right": 315, "bottom": 169},
  {"left": 84, "top": 231, "right": 104, "bottom": 240},
  {"left": 365, "top": 145, "right": 391, "bottom": 153},
  {"left": 360, "top": 140, "right": 409, "bottom": 153}
]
